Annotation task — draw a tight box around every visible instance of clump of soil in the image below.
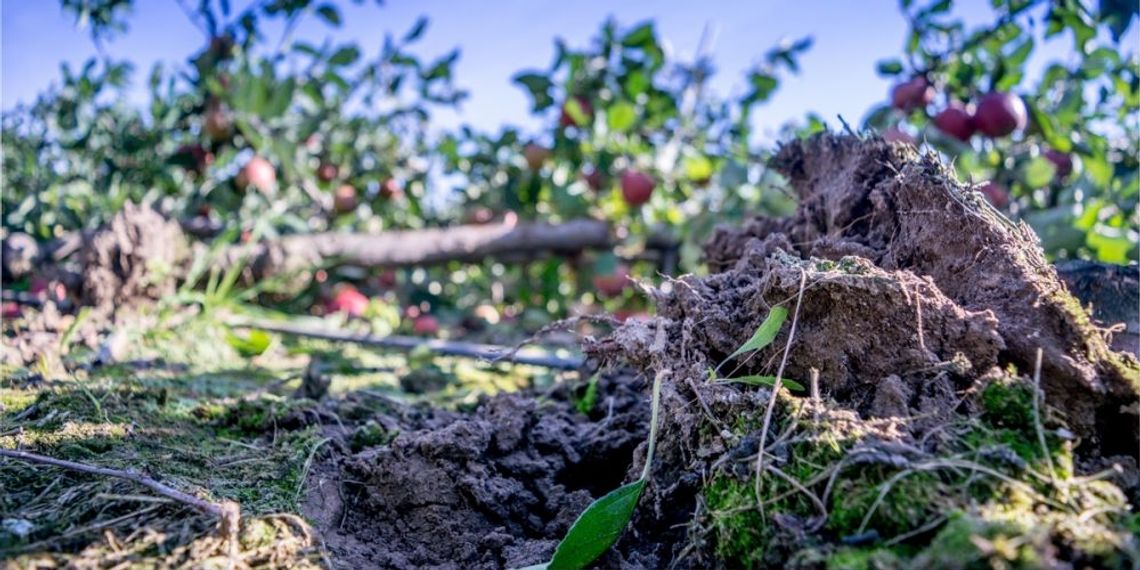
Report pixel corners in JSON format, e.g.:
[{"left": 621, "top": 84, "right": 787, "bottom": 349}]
[
  {"left": 81, "top": 202, "right": 187, "bottom": 310},
  {"left": 701, "top": 134, "right": 1138, "bottom": 450},
  {"left": 306, "top": 374, "right": 649, "bottom": 569}
]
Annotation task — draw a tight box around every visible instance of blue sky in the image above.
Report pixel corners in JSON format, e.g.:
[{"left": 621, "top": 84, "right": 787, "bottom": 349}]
[{"left": 0, "top": 0, "right": 1116, "bottom": 137}]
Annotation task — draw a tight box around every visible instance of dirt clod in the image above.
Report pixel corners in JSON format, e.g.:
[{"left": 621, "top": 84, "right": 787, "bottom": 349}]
[
  {"left": 81, "top": 202, "right": 187, "bottom": 310},
  {"left": 306, "top": 374, "right": 648, "bottom": 569}
]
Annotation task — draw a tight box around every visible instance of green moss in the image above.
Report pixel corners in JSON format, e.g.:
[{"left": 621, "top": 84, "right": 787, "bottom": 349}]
[
  {"left": 979, "top": 378, "right": 1035, "bottom": 430},
  {"left": 350, "top": 420, "right": 396, "bottom": 451},
  {"left": 0, "top": 390, "right": 37, "bottom": 415},
  {"left": 827, "top": 469, "right": 941, "bottom": 539},
  {"left": 705, "top": 475, "right": 771, "bottom": 568},
  {"left": 825, "top": 547, "right": 903, "bottom": 570},
  {"left": 914, "top": 513, "right": 1039, "bottom": 569},
  {"left": 223, "top": 395, "right": 310, "bottom": 434}
]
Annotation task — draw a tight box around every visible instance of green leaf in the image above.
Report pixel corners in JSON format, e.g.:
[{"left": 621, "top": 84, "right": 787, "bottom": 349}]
[
  {"left": 621, "top": 22, "right": 656, "bottom": 48},
  {"left": 547, "top": 479, "right": 647, "bottom": 570},
  {"left": 743, "top": 72, "right": 778, "bottom": 106},
  {"left": 512, "top": 72, "right": 554, "bottom": 111},
  {"left": 315, "top": 4, "right": 341, "bottom": 27},
  {"left": 225, "top": 329, "right": 272, "bottom": 358},
  {"left": 876, "top": 59, "right": 905, "bottom": 76},
  {"left": 683, "top": 154, "right": 713, "bottom": 182},
  {"left": 403, "top": 17, "right": 429, "bottom": 43},
  {"left": 329, "top": 46, "right": 361, "bottom": 66},
  {"left": 723, "top": 305, "right": 788, "bottom": 363},
  {"left": 606, "top": 101, "right": 636, "bottom": 132},
  {"left": 714, "top": 375, "right": 806, "bottom": 392},
  {"left": 1021, "top": 156, "right": 1056, "bottom": 189}
]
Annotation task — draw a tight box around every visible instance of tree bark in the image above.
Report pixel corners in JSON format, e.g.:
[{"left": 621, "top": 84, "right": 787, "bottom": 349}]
[{"left": 216, "top": 218, "right": 616, "bottom": 277}]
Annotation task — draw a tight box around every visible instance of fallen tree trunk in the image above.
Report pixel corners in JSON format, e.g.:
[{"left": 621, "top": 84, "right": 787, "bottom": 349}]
[
  {"left": 0, "top": 204, "right": 682, "bottom": 309},
  {"left": 217, "top": 217, "right": 615, "bottom": 278}
]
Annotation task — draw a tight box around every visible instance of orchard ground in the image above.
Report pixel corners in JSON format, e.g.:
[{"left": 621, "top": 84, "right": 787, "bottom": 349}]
[{"left": 2, "top": 0, "right": 1139, "bottom": 568}]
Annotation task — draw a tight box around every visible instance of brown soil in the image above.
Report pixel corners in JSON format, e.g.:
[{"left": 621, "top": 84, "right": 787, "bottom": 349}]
[
  {"left": 81, "top": 202, "right": 187, "bottom": 311},
  {"left": 305, "top": 374, "right": 649, "bottom": 569},
  {"left": 701, "top": 135, "right": 1138, "bottom": 451}
]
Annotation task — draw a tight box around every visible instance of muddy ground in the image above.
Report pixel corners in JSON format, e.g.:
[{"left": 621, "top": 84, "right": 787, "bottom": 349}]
[{"left": 2, "top": 134, "right": 1138, "bottom": 569}]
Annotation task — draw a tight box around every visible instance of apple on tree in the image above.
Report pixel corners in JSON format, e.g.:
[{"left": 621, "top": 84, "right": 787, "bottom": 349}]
[
  {"left": 334, "top": 185, "right": 358, "bottom": 214},
  {"left": 317, "top": 162, "right": 339, "bottom": 183},
  {"left": 933, "top": 101, "right": 975, "bottom": 142},
  {"left": 1044, "top": 149, "right": 1073, "bottom": 179},
  {"left": 582, "top": 167, "right": 604, "bottom": 191},
  {"left": 978, "top": 181, "right": 1010, "bottom": 209},
  {"left": 890, "top": 76, "right": 933, "bottom": 112},
  {"left": 235, "top": 155, "right": 277, "bottom": 194},
  {"left": 380, "top": 178, "right": 402, "bottom": 200},
  {"left": 620, "top": 170, "right": 654, "bottom": 206},
  {"left": 593, "top": 263, "right": 630, "bottom": 298},
  {"left": 524, "top": 143, "right": 551, "bottom": 171},
  {"left": 974, "top": 92, "right": 1027, "bottom": 138},
  {"left": 559, "top": 96, "right": 594, "bottom": 129}
]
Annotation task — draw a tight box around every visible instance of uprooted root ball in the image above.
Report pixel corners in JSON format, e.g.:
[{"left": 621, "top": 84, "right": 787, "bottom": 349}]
[{"left": 584, "top": 134, "right": 1139, "bottom": 567}]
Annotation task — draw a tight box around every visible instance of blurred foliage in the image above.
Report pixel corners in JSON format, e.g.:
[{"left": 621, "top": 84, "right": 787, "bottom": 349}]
[{"left": 1, "top": 0, "right": 1136, "bottom": 329}]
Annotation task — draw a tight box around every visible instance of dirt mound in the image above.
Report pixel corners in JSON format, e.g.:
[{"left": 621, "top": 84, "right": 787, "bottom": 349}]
[
  {"left": 81, "top": 202, "right": 187, "bottom": 310},
  {"left": 303, "top": 134, "right": 1138, "bottom": 569},
  {"left": 698, "top": 134, "right": 1138, "bottom": 450},
  {"left": 305, "top": 374, "right": 648, "bottom": 569},
  {"left": 581, "top": 134, "right": 1139, "bottom": 567}
]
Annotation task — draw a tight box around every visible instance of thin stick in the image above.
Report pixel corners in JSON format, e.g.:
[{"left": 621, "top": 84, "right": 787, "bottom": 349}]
[
  {"left": 231, "top": 319, "right": 583, "bottom": 371},
  {"left": 754, "top": 268, "right": 808, "bottom": 516},
  {"left": 0, "top": 448, "right": 240, "bottom": 540},
  {"left": 1031, "top": 348, "right": 1058, "bottom": 488},
  {"left": 641, "top": 369, "right": 667, "bottom": 481}
]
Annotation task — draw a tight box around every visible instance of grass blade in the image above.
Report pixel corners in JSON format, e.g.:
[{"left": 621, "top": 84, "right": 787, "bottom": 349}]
[
  {"left": 714, "top": 374, "right": 806, "bottom": 392},
  {"left": 717, "top": 305, "right": 788, "bottom": 370}
]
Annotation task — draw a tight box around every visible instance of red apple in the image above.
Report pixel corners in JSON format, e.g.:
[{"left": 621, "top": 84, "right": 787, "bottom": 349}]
[
  {"left": 882, "top": 127, "right": 916, "bottom": 146},
  {"left": 380, "top": 178, "right": 402, "bottom": 200},
  {"left": 413, "top": 315, "right": 440, "bottom": 335},
  {"left": 235, "top": 155, "right": 276, "bottom": 194},
  {"left": 974, "top": 92, "right": 1027, "bottom": 138},
  {"left": 203, "top": 100, "right": 232, "bottom": 141},
  {"left": 2, "top": 302, "right": 20, "bottom": 320},
  {"left": 1044, "top": 149, "right": 1073, "bottom": 179},
  {"left": 29, "top": 277, "right": 49, "bottom": 299},
  {"left": 463, "top": 207, "right": 495, "bottom": 225},
  {"left": 559, "top": 96, "right": 594, "bottom": 128},
  {"left": 593, "top": 264, "right": 630, "bottom": 298},
  {"left": 334, "top": 185, "right": 357, "bottom": 214},
  {"left": 317, "top": 162, "right": 339, "bottom": 183},
  {"left": 524, "top": 143, "right": 551, "bottom": 171},
  {"left": 933, "top": 102, "right": 975, "bottom": 142},
  {"left": 176, "top": 144, "right": 215, "bottom": 174},
  {"left": 375, "top": 269, "right": 398, "bottom": 289},
  {"left": 582, "top": 167, "right": 604, "bottom": 191},
  {"left": 620, "top": 170, "right": 654, "bottom": 206},
  {"left": 890, "top": 77, "right": 934, "bottom": 112},
  {"left": 978, "top": 182, "right": 1010, "bottom": 209},
  {"left": 327, "top": 284, "right": 369, "bottom": 317}
]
